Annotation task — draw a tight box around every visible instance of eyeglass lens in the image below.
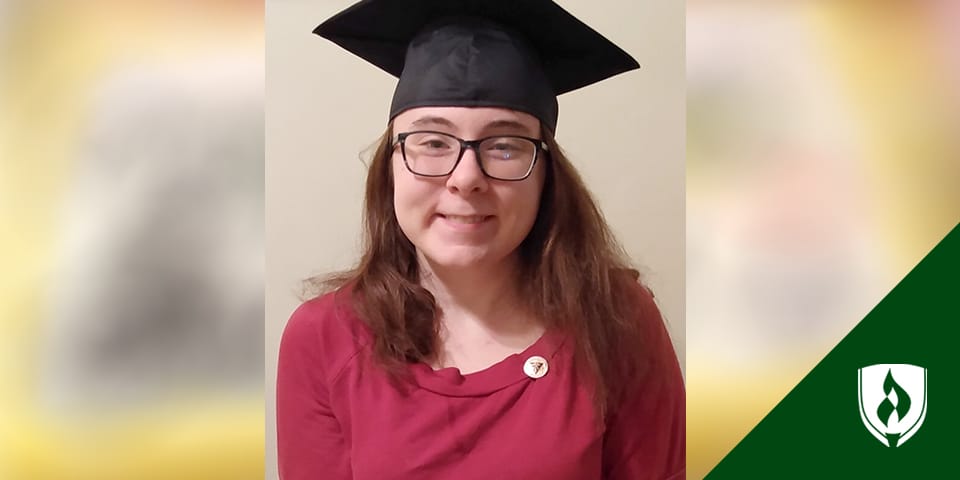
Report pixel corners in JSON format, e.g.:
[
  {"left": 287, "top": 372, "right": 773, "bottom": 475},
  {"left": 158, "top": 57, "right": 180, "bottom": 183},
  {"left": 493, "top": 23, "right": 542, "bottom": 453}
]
[{"left": 401, "top": 132, "right": 537, "bottom": 180}]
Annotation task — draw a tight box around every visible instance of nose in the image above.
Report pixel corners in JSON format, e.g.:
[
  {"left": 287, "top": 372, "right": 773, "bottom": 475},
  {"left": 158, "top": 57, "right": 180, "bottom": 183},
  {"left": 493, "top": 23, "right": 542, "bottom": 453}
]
[{"left": 446, "top": 146, "right": 488, "bottom": 194}]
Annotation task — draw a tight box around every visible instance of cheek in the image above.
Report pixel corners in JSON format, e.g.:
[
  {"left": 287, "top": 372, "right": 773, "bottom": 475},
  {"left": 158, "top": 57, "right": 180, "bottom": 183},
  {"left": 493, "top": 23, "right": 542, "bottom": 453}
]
[
  {"left": 502, "top": 175, "right": 546, "bottom": 233},
  {"left": 518, "top": 189, "right": 543, "bottom": 228},
  {"left": 392, "top": 158, "right": 413, "bottom": 220},
  {"left": 391, "top": 157, "right": 433, "bottom": 232},
  {"left": 391, "top": 156, "right": 405, "bottom": 206},
  {"left": 522, "top": 164, "right": 547, "bottom": 217}
]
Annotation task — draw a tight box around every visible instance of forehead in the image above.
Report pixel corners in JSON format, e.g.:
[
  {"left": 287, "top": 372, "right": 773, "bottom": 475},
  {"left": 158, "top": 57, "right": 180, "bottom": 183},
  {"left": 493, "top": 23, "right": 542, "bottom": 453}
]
[{"left": 393, "top": 107, "right": 540, "bottom": 135}]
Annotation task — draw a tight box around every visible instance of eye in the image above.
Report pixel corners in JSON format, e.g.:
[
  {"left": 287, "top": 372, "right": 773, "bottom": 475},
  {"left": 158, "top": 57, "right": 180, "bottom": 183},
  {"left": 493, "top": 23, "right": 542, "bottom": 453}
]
[
  {"left": 484, "top": 138, "right": 527, "bottom": 160},
  {"left": 411, "top": 135, "right": 454, "bottom": 150},
  {"left": 424, "top": 140, "right": 451, "bottom": 149},
  {"left": 494, "top": 148, "right": 514, "bottom": 160}
]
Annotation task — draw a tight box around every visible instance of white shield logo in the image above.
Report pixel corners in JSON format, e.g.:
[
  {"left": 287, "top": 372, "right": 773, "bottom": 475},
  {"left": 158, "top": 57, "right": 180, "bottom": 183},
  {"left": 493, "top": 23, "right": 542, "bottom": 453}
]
[{"left": 858, "top": 364, "right": 927, "bottom": 447}]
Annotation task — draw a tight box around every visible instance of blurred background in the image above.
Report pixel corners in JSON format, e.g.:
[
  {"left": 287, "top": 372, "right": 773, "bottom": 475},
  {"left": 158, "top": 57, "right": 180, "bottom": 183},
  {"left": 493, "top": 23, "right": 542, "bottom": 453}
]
[
  {"left": 5, "top": 0, "right": 959, "bottom": 478},
  {"left": 1, "top": 1, "right": 264, "bottom": 478},
  {"left": 687, "top": 1, "right": 959, "bottom": 477}
]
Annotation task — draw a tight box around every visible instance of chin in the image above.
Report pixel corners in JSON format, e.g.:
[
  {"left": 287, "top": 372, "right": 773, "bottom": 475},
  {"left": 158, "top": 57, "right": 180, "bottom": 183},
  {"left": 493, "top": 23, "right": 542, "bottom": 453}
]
[{"left": 420, "top": 245, "right": 499, "bottom": 269}]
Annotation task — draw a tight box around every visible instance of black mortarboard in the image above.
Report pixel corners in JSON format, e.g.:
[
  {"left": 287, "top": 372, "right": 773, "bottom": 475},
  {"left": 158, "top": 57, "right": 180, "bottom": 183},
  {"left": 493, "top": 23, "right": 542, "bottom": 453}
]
[{"left": 314, "top": 0, "right": 639, "bottom": 132}]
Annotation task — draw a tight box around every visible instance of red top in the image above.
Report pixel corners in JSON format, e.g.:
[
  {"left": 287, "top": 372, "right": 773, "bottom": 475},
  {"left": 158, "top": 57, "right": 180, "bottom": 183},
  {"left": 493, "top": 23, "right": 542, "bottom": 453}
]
[{"left": 276, "top": 286, "right": 685, "bottom": 479}]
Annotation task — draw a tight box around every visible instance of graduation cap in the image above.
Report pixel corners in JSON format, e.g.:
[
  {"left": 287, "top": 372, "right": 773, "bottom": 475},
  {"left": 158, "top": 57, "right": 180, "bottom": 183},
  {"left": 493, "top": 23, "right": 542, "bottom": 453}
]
[{"left": 315, "top": 0, "right": 639, "bottom": 132}]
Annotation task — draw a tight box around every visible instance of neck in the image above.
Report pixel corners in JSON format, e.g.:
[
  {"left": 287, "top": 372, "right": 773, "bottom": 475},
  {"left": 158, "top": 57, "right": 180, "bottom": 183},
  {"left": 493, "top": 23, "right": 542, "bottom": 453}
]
[
  {"left": 418, "top": 253, "right": 529, "bottom": 332},
  {"left": 418, "top": 253, "right": 545, "bottom": 372}
]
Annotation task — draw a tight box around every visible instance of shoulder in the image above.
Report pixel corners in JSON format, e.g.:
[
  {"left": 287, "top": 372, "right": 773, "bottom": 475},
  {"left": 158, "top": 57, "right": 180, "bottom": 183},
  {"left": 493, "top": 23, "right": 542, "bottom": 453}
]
[
  {"left": 612, "top": 271, "right": 667, "bottom": 343},
  {"left": 611, "top": 275, "right": 682, "bottom": 396},
  {"left": 628, "top": 280, "right": 678, "bottom": 367},
  {"left": 627, "top": 279, "right": 657, "bottom": 316},
  {"left": 278, "top": 289, "right": 372, "bottom": 383},
  {"left": 602, "top": 278, "right": 686, "bottom": 478},
  {"left": 632, "top": 282, "right": 666, "bottom": 341}
]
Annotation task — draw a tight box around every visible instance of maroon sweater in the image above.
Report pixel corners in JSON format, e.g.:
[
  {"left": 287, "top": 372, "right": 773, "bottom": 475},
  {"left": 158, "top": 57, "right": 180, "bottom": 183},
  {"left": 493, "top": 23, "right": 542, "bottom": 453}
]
[{"left": 276, "top": 287, "right": 685, "bottom": 479}]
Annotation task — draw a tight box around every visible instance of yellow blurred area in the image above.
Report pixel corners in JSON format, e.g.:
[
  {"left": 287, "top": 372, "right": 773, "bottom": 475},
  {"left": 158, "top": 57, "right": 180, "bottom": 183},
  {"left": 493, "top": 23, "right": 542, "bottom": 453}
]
[
  {"left": 808, "top": 3, "right": 960, "bottom": 266},
  {"left": 6, "top": 398, "right": 263, "bottom": 480},
  {"left": 1, "top": 1, "right": 264, "bottom": 478},
  {"left": 688, "top": 1, "right": 959, "bottom": 477}
]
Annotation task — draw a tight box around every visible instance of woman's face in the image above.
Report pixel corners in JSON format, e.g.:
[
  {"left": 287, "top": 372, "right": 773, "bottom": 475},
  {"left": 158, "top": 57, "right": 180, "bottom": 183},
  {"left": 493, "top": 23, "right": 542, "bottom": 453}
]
[{"left": 391, "top": 107, "right": 547, "bottom": 270}]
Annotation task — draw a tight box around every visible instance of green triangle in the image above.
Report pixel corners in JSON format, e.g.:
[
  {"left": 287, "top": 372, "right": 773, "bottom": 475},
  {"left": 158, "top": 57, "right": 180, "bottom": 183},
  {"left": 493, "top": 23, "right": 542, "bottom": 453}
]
[{"left": 706, "top": 222, "right": 960, "bottom": 478}]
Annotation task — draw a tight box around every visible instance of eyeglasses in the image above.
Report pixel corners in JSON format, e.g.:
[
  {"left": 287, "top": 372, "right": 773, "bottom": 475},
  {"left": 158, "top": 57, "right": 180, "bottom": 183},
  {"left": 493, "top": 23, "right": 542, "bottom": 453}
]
[{"left": 395, "top": 131, "right": 548, "bottom": 181}]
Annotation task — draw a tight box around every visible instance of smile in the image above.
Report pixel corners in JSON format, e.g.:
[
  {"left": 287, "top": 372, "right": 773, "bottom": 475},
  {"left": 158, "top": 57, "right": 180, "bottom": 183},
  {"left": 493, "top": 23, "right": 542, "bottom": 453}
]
[{"left": 440, "top": 214, "right": 490, "bottom": 224}]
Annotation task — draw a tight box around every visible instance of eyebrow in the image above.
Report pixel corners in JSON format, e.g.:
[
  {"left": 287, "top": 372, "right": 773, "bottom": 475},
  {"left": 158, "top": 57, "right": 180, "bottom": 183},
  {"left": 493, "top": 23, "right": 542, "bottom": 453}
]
[
  {"left": 410, "top": 116, "right": 456, "bottom": 128},
  {"left": 409, "top": 116, "right": 536, "bottom": 135},
  {"left": 483, "top": 119, "right": 536, "bottom": 135}
]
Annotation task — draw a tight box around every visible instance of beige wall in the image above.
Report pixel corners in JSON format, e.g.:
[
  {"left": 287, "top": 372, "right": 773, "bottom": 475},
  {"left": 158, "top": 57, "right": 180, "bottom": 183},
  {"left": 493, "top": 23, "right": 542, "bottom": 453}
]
[{"left": 265, "top": 0, "right": 684, "bottom": 477}]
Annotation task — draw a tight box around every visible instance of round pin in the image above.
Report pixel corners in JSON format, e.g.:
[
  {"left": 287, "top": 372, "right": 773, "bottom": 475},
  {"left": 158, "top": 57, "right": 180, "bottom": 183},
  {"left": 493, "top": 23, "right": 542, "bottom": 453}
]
[{"left": 523, "top": 355, "right": 549, "bottom": 379}]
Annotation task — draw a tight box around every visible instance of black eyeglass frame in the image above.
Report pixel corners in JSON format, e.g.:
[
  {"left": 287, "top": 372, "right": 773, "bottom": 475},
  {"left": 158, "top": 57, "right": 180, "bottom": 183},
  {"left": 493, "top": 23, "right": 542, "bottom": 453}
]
[{"left": 394, "top": 130, "right": 549, "bottom": 181}]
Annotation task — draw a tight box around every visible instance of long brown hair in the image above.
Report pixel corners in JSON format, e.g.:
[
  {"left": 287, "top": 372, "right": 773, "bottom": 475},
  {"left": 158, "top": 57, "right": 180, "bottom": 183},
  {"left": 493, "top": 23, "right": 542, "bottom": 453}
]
[{"left": 309, "top": 124, "right": 649, "bottom": 424}]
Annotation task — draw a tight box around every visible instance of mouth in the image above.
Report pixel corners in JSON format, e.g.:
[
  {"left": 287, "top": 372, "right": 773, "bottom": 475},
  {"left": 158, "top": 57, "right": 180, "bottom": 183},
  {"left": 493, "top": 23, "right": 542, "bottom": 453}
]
[{"left": 438, "top": 214, "right": 492, "bottom": 225}]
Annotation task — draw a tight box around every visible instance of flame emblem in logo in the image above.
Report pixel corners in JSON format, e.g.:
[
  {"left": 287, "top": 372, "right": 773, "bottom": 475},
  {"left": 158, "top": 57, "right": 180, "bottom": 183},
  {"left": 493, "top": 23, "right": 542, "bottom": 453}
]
[{"left": 858, "top": 364, "right": 926, "bottom": 447}]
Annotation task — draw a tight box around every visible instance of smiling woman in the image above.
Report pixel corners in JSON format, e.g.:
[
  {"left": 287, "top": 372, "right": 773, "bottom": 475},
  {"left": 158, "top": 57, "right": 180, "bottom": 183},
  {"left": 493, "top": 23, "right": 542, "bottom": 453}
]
[
  {"left": 267, "top": 0, "right": 684, "bottom": 479},
  {"left": 391, "top": 108, "right": 546, "bottom": 272}
]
